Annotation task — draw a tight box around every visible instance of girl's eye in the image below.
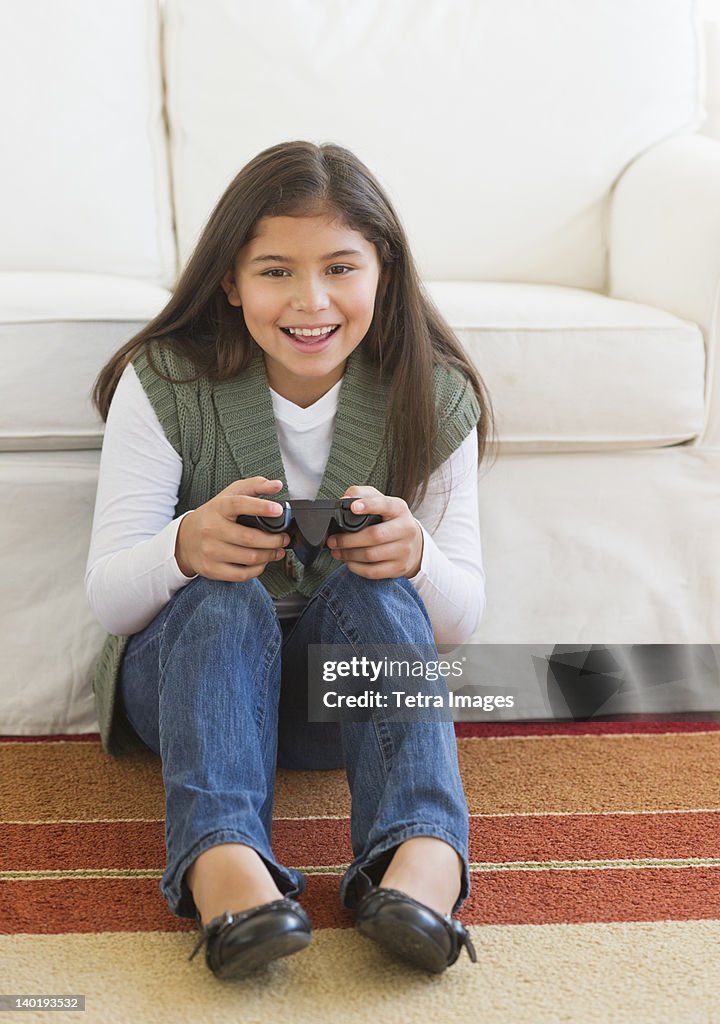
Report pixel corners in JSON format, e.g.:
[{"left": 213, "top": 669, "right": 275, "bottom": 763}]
[{"left": 261, "top": 265, "right": 353, "bottom": 278}]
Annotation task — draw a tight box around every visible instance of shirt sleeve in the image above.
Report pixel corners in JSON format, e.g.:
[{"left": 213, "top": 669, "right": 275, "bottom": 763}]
[
  {"left": 84, "top": 363, "right": 197, "bottom": 636},
  {"left": 407, "top": 428, "right": 486, "bottom": 648}
]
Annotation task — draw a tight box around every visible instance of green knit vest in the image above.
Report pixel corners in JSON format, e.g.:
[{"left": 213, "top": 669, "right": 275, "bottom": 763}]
[{"left": 92, "top": 342, "right": 480, "bottom": 755}]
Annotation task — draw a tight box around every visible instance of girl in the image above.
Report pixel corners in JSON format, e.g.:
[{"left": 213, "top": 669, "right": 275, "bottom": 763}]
[{"left": 86, "top": 140, "right": 495, "bottom": 979}]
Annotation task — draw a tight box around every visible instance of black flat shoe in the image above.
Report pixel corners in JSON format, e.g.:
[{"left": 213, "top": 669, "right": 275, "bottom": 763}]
[
  {"left": 188, "top": 898, "right": 312, "bottom": 979},
  {"left": 355, "top": 886, "right": 477, "bottom": 974}
]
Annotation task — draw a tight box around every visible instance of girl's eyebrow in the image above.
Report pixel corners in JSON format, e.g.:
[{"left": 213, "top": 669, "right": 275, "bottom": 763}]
[{"left": 249, "top": 249, "right": 363, "bottom": 264}]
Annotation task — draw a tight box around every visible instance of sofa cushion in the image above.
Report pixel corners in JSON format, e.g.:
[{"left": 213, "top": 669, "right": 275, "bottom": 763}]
[
  {"left": 0, "top": 0, "right": 176, "bottom": 286},
  {"left": 163, "top": 0, "right": 700, "bottom": 290},
  {"left": 426, "top": 282, "right": 705, "bottom": 452},
  {"left": 1, "top": 275, "right": 704, "bottom": 453},
  {"left": 0, "top": 273, "right": 170, "bottom": 451}
]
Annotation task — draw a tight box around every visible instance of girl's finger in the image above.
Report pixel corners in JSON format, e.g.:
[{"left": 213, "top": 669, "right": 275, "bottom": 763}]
[
  {"left": 195, "top": 539, "right": 283, "bottom": 570},
  {"left": 345, "top": 559, "right": 399, "bottom": 579},
  {"left": 211, "top": 561, "right": 270, "bottom": 582}
]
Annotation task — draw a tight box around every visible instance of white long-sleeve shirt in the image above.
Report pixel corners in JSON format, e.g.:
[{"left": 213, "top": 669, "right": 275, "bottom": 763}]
[{"left": 85, "top": 363, "right": 486, "bottom": 646}]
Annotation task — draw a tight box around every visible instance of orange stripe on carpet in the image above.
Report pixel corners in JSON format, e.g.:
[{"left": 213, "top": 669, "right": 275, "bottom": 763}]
[
  {"left": 457, "top": 733, "right": 720, "bottom": 814},
  {"left": 3, "top": 733, "right": 720, "bottom": 820}
]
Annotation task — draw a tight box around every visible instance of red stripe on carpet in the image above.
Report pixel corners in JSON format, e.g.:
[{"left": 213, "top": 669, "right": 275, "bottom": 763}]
[
  {"left": 454, "top": 720, "right": 720, "bottom": 737},
  {"left": 2, "top": 719, "right": 719, "bottom": 746},
  {"left": 467, "top": 810, "right": 720, "bottom": 862},
  {"left": 462, "top": 866, "right": 720, "bottom": 925},
  {"left": 0, "top": 735, "right": 105, "bottom": 743},
  {"left": 0, "top": 876, "right": 354, "bottom": 934},
  {"left": 3, "top": 866, "right": 720, "bottom": 934},
  {"left": 0, "top": 820, "right": 353, "bottom": 872},
  {"left": 4, "top": 812, "right": 720, "bottom": 874}
]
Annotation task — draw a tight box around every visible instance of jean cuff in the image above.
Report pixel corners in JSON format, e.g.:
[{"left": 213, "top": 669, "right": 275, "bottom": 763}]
[
  {"left": 161, "top": 829, "right": 305, "bottom": 920},
  {"left": 339, "top": 824, "right": 471, "bottom": 916}
]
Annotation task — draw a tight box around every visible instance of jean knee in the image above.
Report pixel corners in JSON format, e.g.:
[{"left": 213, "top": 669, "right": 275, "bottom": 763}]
[
  {"left": 320, "top": 564, "right": 397, "bottom": 599},
  {"left": 167, "top": 575, "right": 281, "bottom": 645},
  {"left": 318, "top": 565, "right": 432, "bottom": 635}
]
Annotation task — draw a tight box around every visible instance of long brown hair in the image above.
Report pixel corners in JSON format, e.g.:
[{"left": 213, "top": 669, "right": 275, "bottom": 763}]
[{"left": 93, "top": 140, "right": 496, "bottom": 510}]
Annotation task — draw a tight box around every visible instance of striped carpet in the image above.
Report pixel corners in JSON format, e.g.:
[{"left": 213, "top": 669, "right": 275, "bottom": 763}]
[{"left": 2, "top": 721, "right": 720, "bottom": 1023}]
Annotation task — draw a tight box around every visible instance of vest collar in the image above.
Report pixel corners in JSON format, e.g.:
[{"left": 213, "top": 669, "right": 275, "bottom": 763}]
[{"left": 211, "top": 346, "right": 391, "bottom": 501}]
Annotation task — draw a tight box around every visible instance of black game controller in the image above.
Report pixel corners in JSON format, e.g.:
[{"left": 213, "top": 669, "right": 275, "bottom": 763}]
[{"left": 237, "top": 498, "right": 383, "bottom": 566}]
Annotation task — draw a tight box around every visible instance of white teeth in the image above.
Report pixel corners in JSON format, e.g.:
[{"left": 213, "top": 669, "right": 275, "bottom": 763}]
[{"left": 286, "top": 325, "right": 337, "bottom": 336}]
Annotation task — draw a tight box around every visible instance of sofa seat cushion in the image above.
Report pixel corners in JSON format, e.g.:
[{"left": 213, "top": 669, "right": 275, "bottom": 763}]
[
  {"left": 2, "top": 275, "right": 704, "bottom": 454},
  {"left": 0, "top": 273, "right": 170, "bottom": 451},
  {"left": 426, "top": 282, "right": 706, "bottom": 452}
]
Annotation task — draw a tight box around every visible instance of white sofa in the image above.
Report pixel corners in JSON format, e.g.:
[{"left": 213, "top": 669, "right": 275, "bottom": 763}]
[{"left": 2, "top": 0, "right": 720, "bottom": 736}]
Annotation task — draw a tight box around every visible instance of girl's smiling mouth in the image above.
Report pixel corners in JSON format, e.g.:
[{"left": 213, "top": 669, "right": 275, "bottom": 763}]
[
  {"left": 279, "top": 324, "right": 340, "bottom": 347},
  {"left": 280, "top": 324, "right": 340, "bottom": 337}
]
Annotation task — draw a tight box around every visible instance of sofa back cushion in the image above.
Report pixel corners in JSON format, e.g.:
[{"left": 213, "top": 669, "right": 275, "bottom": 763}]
[
  {"left": 163, "top": 0, "right": 701, "bottom": 290},
  {"left": 0, "top": 0, "right": 175, "bottom": 285}
]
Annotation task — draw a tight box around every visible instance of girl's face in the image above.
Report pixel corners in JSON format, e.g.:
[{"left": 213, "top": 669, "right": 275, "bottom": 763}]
[{"left": 222, "top": 213, "right": 381, "bottom": 407}]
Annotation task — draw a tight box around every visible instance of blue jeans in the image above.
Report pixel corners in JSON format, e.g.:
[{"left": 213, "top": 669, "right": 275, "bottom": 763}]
[{"left": 118, "top": 564, "right": 471, "bottom": 920}]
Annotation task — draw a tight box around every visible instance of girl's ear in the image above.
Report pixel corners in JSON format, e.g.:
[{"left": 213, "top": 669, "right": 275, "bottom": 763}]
[{"left": 220, "top": 269, "right": 242, "bottom": 307}]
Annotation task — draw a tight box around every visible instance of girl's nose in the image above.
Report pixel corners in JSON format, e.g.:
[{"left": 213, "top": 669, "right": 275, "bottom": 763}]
[{"left": 291, "top": 277, "right": 330, "bottom": 311}]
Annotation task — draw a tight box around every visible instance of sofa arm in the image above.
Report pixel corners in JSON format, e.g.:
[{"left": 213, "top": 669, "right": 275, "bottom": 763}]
[{"left": 608, "top": 133, "right": 720, "bottom": 447}]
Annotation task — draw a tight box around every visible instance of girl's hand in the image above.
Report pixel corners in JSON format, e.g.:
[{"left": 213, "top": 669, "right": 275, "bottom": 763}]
[
  {"left": 175, "top": 477, "right": 290, "bottom": 582},
  {"left": 326, "top": 486, "right": 424, "bottom": 579}
]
